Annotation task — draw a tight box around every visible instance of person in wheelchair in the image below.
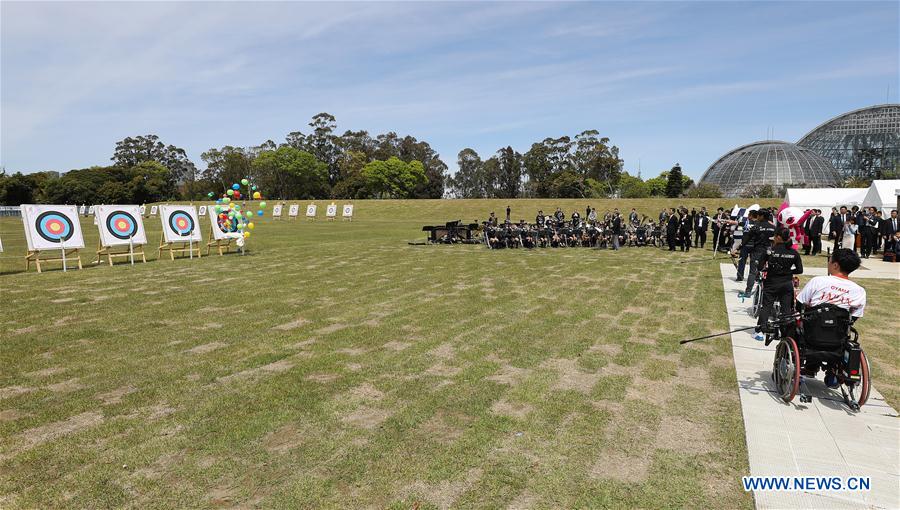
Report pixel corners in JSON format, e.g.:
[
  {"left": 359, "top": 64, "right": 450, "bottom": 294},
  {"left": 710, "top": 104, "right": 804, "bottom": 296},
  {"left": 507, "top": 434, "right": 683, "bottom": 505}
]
[
  {"left": 754, "top": 227, "right": 803, "bottom": 341},
  {"left": 793, "top": 248, "right": 867, "bottom": 387}
]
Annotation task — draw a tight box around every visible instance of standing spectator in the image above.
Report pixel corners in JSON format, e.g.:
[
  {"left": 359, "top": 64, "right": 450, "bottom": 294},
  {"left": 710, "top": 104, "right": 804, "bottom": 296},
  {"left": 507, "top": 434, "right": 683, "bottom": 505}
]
[
  {"left": 809, "top": 209, "right": 825, "bottom": 256},
  {"left": 843, "top": 217, "right": 859, "bottom": 254},
  {"left": 881, "top": 210, "right": 898, "bottom": 249},
  {"left": 695, "top": 210, "right": 709, "bottom": 249}
]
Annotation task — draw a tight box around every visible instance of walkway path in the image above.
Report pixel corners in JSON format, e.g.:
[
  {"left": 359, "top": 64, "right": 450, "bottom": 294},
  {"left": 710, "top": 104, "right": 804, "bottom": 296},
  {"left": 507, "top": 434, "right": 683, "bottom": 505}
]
[{"left": 719, "top": 264, "right": 899, "bottom": 509}]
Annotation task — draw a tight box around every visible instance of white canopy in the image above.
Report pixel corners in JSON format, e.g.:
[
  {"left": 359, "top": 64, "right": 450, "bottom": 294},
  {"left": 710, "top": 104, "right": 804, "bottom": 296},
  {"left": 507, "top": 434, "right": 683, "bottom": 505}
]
[
  {"left": 783, "top": 187, "right": 867, "bottom": 210},
  {"left": 861, "top": 179, "right": 900, "bottom": 214}
]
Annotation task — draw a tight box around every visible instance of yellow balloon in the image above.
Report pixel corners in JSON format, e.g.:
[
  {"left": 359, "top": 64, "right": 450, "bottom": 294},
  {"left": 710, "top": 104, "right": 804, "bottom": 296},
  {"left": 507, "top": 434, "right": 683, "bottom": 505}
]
[
  {"left": 243, "top": 231, "right": 251, "bottom": 238},
  {"left": 247, "top": 222, "right": 255, "bottom": 230},
  {"left": 253, "top": 191, "right": 261, "bottom": 199}
]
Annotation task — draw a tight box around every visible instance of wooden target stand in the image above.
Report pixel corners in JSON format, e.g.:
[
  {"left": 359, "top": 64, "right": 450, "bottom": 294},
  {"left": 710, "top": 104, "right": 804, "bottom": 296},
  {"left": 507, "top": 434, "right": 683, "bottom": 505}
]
[
  {"left": 158, "top": 237, "right": 202, "bottom": 260},
  {"left": 95, "top": 239, "right": 146, "bottom": 266},
  {"left": 205, "top": 224, "right": 239, "bottom": 256},
  {"left": 25, "top": 248, "right": 83, "bottom": 273}
]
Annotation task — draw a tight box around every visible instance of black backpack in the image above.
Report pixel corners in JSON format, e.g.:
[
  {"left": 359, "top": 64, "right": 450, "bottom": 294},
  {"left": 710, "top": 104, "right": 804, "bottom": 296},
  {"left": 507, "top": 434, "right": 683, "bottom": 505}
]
[{"left": 803, "top": 304, "right": 851, "bottom": 350}]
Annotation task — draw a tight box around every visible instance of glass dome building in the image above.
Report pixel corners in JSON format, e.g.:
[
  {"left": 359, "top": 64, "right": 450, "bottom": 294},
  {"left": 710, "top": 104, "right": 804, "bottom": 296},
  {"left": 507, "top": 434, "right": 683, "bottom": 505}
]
[
  {"left": 797, "top": 104, "right": 900, "bottom": 180},
  {"left": 698, "top": 140, "right": 842, "bottom": 197}
]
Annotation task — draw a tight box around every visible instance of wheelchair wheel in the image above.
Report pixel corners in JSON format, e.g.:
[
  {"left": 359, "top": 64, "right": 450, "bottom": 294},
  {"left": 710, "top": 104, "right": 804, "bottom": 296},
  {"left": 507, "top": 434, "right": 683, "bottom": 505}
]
[
  {"left": 750, "top": 286, "right": 761, "bottom": 318},
  {"left": 858, "top": 350, "right": 871, "bottom": 407},
  {"left": 773, "top": 337, "right": 801, "bottom": 402}
]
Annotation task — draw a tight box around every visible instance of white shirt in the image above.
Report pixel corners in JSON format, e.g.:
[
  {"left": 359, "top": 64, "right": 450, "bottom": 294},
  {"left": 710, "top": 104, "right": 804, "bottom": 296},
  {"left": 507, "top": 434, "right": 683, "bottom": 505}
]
[{"left": 797, "top": 275, "right": 867, "bottom": 318}]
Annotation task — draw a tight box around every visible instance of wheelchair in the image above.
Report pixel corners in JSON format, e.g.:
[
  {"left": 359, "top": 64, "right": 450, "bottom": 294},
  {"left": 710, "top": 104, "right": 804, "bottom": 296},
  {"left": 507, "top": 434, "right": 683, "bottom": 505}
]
[{"left": 766, "top": 304, "right": 871, "bottom": 410}]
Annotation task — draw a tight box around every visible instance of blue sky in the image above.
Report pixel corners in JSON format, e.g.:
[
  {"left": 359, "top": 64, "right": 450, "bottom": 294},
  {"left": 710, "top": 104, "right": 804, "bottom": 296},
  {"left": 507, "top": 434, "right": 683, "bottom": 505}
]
[{"left": 2, "top": 1, "right": 898, "bottom": 180}]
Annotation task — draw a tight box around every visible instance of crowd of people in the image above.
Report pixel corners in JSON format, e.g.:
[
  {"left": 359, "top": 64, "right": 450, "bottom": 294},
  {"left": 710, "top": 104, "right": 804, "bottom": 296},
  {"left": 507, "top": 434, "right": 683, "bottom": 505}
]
[
  {"left": 478, "top": 204, "right": 900, "bottom": 260},
  {"left": 482, "top": 206, "right": 665, "bottom": 250}
]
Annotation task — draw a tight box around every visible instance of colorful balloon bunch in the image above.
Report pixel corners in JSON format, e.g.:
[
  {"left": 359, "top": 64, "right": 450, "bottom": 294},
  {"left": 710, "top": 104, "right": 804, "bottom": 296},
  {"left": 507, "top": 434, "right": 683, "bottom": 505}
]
[{"left": 207, "top": 178, "right": 267, "bottom": 241}]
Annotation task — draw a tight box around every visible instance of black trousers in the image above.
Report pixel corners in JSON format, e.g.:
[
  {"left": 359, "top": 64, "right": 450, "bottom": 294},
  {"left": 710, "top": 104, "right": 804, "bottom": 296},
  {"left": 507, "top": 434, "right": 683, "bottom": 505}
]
[
  {"left": 667, "top": 232, "right": 676, "bottom": 251},
  {"left": 695, "top": 230, "right": 707, "bottom": 248},
  {"left": 744, "top": 250, "right": 766, "bottom": 294},
  {"left": 757, "top": 279, "right": 794, "bottom": 333},
  {"left": 811, "top": 235, "right": 822, "bottom": 256},
  {"left": 680, "top": 232, "right": 691, "bottom": 251}
]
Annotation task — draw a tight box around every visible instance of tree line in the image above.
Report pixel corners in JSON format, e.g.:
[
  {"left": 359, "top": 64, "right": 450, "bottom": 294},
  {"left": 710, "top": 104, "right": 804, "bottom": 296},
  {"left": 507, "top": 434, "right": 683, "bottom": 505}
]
[{"left": 0, "top": 114, "right": 736, "bottom": 206}]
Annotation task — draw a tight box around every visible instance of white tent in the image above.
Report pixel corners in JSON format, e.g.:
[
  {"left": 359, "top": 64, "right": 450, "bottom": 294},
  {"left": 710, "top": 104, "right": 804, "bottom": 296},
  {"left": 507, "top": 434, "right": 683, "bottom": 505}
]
[
  {"left": 861, "top": 179, "right": 900, "bottom": 214},
  {"left": 783, "top": 187, "right": 867, "bottom": 210}
]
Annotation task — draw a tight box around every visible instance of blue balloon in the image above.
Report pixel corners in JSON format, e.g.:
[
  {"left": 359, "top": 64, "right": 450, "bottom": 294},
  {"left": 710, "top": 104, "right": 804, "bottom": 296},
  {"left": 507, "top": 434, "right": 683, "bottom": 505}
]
[
  {"left": 232, "top": 183, "right": 240, "bottom": 190},
  {"left": 257, "top": 210, "right": 264, "bottom": 216}
]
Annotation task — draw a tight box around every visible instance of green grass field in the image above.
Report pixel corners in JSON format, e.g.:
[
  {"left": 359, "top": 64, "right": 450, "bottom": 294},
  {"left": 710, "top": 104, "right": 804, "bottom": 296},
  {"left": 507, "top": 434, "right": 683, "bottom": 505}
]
[{"left": 1, "top": 199, "right": 896, "bottom": 509}]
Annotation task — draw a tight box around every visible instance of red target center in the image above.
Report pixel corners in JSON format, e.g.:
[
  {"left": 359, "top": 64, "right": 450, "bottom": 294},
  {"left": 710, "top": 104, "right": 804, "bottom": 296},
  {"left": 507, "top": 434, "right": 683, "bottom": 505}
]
[
  {"left": 176, "top": 218, "right": 188, "bottom": 229},
  {"left": 115, "top": 220, "right": 128, "bottom": 231},
  {"left": 47, "top": 221, "right": 63, "bottom": 233}
]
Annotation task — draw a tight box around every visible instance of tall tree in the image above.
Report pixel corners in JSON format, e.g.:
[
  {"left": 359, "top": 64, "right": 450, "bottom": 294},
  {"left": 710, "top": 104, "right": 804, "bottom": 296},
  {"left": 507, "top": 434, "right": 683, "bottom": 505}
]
[
  {"left": 496, "top": 146, "right": 523, "bottom": 199},
  {"left": 523, "top": 142, "right": 554, "bottom": 198},
  {"left": 362, "top": 157, "right": 428, "bottom": 199},
  {"left": 665, "top": 163, "right": 684, "bottom": 198},
  {"left": 111, "top": 134, "right": 196, "bottom": 187},
  {"left": 306, "top": 113, "right": 342, "bottom": 186},
  {"left": 450, "top": 148, "right": 485, "bottom": 198},
  {"left": 252, "top": 146, "right": 329, "bottom": 199}
]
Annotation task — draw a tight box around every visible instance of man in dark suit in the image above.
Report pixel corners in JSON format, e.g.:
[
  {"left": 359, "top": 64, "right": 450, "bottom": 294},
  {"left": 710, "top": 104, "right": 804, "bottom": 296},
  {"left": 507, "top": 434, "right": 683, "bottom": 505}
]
[
  {"left": 882, "top": 210, "right": 899, "bottom": 246},
  {"left": 666, "top": 208, "right": 678, "bottom": 251},
  {"left": 679, "top": 208, "right": 693, "bottom": 252},
  {"left": 809, "top": 209, "right": 825, "bottom": 256},
  {"left": 802, "top": 211, "right": 814, "bottom": 255},
  {"left": 695, "top": 211, "right": 709, "bottom": 249},
  {"left": 831, "top": 206, "right": 850, "bottom": 252}
]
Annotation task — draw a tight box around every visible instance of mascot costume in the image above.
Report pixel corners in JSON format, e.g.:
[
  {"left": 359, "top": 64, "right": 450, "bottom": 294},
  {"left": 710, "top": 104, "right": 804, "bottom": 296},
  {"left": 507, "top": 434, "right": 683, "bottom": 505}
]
[{"left": 776, "top": 202, "right": 813, "bottom": 250}]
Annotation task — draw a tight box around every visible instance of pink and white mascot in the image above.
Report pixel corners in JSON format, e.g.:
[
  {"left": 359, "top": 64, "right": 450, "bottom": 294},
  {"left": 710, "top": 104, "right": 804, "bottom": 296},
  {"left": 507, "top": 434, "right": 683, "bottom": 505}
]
[{"left": 776, "top": 202, "right": 813, "bottom": 250}]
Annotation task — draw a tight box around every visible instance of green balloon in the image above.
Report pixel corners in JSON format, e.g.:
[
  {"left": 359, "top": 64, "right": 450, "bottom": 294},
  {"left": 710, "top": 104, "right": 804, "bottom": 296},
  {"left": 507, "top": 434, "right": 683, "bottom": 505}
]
[
  {"left": 241, "top": 178, "right": 249, "bottom": 186},
  {"left": 259, "top": 201, "right": 267, "bottom": 208}
]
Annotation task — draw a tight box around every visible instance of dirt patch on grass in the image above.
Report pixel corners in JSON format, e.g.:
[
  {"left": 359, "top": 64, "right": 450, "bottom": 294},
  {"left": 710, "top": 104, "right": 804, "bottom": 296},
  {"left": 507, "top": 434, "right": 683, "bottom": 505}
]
[
  {"left": 342, "top": 407, "right": 392, "bottom": 429},
  {"left": 24, "top": 366, "right": 66, "bottom": 378},
  {"left": 0, "top": 409, "right": 27, "bottom": 422},
  {"left": 133, "top": 451, "right": 184, "bottom": 480},
  {"left": 654, "top": 416, "right": 718, "bottom": 455},
  {"left": 336, "top": 347, "right": 366, "bottom": 356},
  {"left": 346, "top": 363, "right": 363, "bottom": 372},
  {"left": 316, "top": 323, "right": 347, "bottom": 335},
  {"left": 217, "top": 359, "right": 295, "bottom": 384},
  {"left": 383, "top": 341, "right": 411, "bottom": 351},
  {"left": 47, "top": 378, "right": 84, "bottom": 393},
  {"left": 0, "top": 386, "right": 34, "bottom": 399},
  {"left": 349, "top": 382, "right": 384, "bottom": 402},
  {"left": 17, "top": 411, "right": 104, "bottom": 452},
  {"left": 404, "top": 467, "right": 483, "bottom": 509},
  {"left": 507, "top": 489, "right": 538, "bottom": 509},
  {"left": 429, "top": 343, "right": 455, "bottom": 359},
  {"left": 425, "top": 362, "right": 462, "bottom": 377},
  {"left": 96, "top": 385, "right": 137, "bottom": 405},
  {"left": 485, "top": 364, "right": 531, "bottom": 386},
  {"left": 306, "top": 373, "right": 340, "bottom": 383},
  {"left": 590, "top": 450, "right": 650, "bottom": 482},
  {"left": 263, "top": 424, "right": 304, "bottom": 454},
  {"left": 198, "top": 322, "right": 223, "bottom": 330},
  {"left": 12, "top": 326, "right": 37, "bottom": 335},
  {"left": 50, "top": 297, "right": 75, "bottom": 303},
  {"left": 186, "top": 342, "right": 226, "bottom": 354},
  {"left": 272, "top": 318, "right": 309, "bottom": 331},
  {"left": 490, "top": 399, "right": 534, "bottom": 419},
  {"left": 289, "top": 339, "right": 317, "bottom": 349},
  {"left": 361, "top": 318, "right": 380, "bottom": 327},
  {"left": 543, "top": 358, "right": 601, "bottom": 394},
  {"left": 419, "top": 411, "right": 469, "bottom": 443}
]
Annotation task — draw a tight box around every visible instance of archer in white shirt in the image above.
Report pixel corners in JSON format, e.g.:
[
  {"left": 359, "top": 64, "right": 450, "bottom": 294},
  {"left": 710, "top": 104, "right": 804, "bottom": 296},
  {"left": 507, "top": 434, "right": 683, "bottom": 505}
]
[{"left": 796, "top": 248, "right": 867, "bottom": 319}]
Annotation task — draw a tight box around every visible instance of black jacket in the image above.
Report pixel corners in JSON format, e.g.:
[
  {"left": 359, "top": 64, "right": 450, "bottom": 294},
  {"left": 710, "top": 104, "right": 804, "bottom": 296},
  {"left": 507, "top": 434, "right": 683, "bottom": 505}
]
[
  {"left": 810, "top": 216, "right": 824, "bottom": 237},
  {"left": 882, "top": 216, "right": 899, "bottom": 236},
  {"left": 760, "top": 244, "right": 803, "bottom": 283},
  {"left": 666, "top": 216, "right": 678, "bottom": 234},
  {"left": 695, "top": 215, "right": 709, "bottom": 232}
]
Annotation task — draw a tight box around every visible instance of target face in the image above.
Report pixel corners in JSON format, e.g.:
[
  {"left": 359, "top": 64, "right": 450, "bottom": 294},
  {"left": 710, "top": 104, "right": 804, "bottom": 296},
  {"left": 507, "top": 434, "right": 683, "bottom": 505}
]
[
  {"left": 169, "top": 211, "right": 195, "bottom": 236},
  {"left": 35, "top": 211, "right": 75, "bottom": 243},
  {"left": 106, "top": 211, "right": 138, "bottom": 240}
]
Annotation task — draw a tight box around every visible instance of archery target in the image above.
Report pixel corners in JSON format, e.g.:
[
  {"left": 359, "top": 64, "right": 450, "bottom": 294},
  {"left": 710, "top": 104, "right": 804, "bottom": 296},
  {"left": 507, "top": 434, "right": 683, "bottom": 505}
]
[
  {"left": 209, "top": 209, "right": 242, "bottom": 240},
  {"left": 326, "top": 204, "right": 337, "bottom": 217},
  {"left": 139, "top": 205, "right": 146, "bottom": 215},
  {"left": 271, "top": 204, "right": 283, "bottom": 217},
  {"left": 306, "top": 204, "right": 317, "bottom": 217},
  {"left": 160, "top": 205, "right": 202, "bottom": 243},
  {"left": 288, "top": 204, "right": 300, "bottom": 217},
  {"left": 149, "top": 205, "right": 158, "bottom": 216},
  {"left": 87, "top": 205, "right": 95, "bottom": 215},
  {"left": 21, "top": 204, "right": 85, "bottom": 250},
  {"left": 342, "top": 204, "right": 353, "bottom": 217},
  {"left": 95, "top": 205, "right": 147, "bottom": 246},
  {"left": 199, "top": 206, "right": 207, "bottom": 216}
]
